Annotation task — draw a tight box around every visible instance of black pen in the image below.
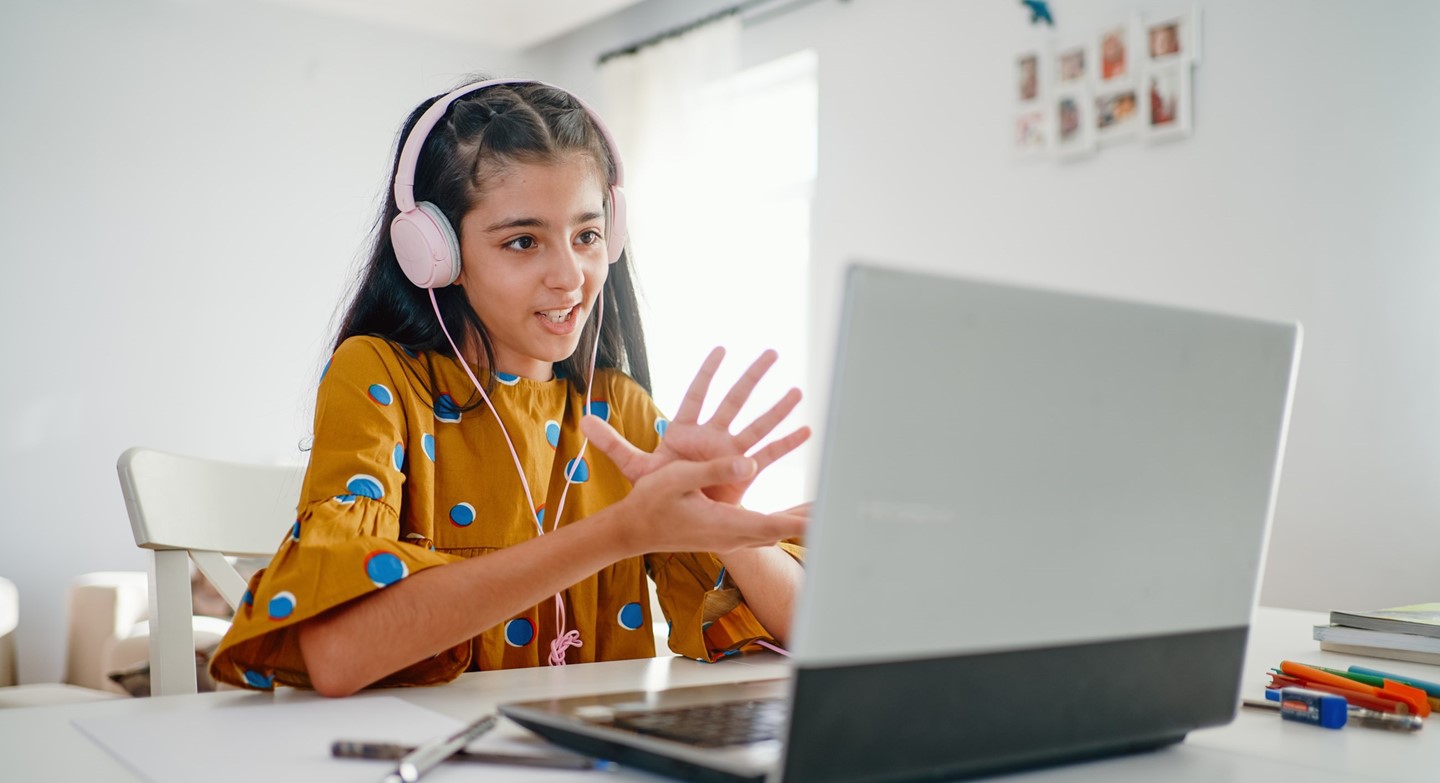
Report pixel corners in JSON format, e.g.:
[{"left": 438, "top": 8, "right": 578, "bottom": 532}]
[
  {"left": 378, "top": 714, "right": 498, "bottom": 783},
  {"left": 333, "top": 739, "right": 615, "bottom": 771}
]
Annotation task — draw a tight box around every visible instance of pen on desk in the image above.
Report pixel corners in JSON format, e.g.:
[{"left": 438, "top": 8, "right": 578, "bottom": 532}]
[
  {"left": 1243, "top": 689, "right": 1423, "bottom": 732},
  {"left": 333, "top": 740, "right": 613, "bottom": 771},
  {"left": 380, "top": 713, "right": 497, "bottom": 783},
  {"left": 1313, "top": 666, "right": 1440, "bottom": 711},
  {"left": 1348, "top": 666, "right": 1440, "bottom": 699}
]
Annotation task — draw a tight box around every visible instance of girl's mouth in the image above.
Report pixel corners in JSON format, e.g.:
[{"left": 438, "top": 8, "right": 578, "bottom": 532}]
[{"left": 538, "top": 307, "right": 575, "bottom": 324}]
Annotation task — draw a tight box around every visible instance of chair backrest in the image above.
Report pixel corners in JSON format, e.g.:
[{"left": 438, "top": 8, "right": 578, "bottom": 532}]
[
  {"left": 116, "top": 447, "right": 305, "bottom": 696},
  {"left": 0, "top": 576, "right": 17, "bottom": 687}
]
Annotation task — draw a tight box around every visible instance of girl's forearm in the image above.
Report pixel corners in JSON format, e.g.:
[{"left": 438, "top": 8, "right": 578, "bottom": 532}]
[
  {"left": 715, "top": 545, "right": 804, "bottom": 645},
  {"left": 299, "top": 506, "right": 632, "bottom": 697}
]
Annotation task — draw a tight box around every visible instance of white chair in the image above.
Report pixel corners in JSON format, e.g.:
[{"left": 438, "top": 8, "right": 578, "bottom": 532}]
[
  {"left": 116, "top": 447, "right": 305, "bottom": 696},
  {"left": 0, "top": 576, "right": 17, "bottom": 687}
]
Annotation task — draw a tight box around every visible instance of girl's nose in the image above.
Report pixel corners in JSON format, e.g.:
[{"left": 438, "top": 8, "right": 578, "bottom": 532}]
[{"left": 545, "top": 245, "right": 585, "bottom": 291}]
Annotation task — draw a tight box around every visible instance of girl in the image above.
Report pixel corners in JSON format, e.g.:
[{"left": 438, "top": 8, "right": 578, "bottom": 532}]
[{"left": 208, "top": 78, "right": 809, "bottom": 697}]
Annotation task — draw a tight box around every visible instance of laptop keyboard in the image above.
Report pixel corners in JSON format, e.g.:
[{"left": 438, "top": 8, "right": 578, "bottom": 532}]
[{"left": 608, "top": 697, "right": 788, "bottom": 748}]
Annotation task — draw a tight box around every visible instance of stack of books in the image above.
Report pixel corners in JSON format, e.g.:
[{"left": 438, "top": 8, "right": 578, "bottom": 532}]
[{"left": 1314, "top": 603, "right": 1440, "bottom": 665}]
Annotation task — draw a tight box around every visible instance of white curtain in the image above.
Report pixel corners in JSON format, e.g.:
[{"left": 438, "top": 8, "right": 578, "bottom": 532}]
[{"left": 601, "top": 17, "right": 816, "bottom": 514}]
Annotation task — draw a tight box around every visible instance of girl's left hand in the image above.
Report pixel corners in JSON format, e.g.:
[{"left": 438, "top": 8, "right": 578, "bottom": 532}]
[{"left": 581, "top": 347, "right": 810, "bottom": 506}]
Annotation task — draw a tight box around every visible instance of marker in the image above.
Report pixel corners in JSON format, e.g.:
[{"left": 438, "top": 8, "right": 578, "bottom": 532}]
[{"left": 1348, "top": 666, "right": 1440, "bottom": 699}]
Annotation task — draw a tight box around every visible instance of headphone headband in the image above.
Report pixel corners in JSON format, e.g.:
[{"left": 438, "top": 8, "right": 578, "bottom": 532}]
[
  {"left": 389, "top": 78, "right": 629, "bottom": 287},
  {"left": 392, "top": 78, "right": 626, "bottom": 212}
]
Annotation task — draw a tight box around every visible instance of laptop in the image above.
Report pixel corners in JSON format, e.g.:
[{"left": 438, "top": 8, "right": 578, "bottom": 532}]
[{"left": 500, "top": 263, "right": 1302, "bottom": 783}]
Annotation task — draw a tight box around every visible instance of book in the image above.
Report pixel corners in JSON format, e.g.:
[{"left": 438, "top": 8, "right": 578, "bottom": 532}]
[
  {"left": 1329, "top": 603, "right": 1440, "bottom": 639},
  {"left": 1316, "top": 642, "right": 1440, "bottom": 667},
  {"left": 1313, "top": 623, "right": 1440, "bottom": 654}
]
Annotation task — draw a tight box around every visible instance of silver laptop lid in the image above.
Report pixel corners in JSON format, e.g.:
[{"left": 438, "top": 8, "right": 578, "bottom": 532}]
[{"left": 789, "top": 263, "right": 1301, "bottom": 668}]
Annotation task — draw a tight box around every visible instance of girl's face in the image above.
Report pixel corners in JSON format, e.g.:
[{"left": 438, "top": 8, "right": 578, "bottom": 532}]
[{"left": 456, "top": 155, "right": 610, "bottom": 381}]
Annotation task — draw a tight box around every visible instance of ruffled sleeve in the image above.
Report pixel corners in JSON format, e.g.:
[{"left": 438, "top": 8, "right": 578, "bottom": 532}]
[
  {"left": 209, "top": 337, "right": 469, "bottom": 690},
  {"left": 601, "top": 372, "right": 806, "bottom": 662}
]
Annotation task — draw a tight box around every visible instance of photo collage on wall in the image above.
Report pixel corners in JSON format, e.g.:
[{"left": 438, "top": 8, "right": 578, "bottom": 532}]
[{"left": 1014, "top": 7, "right": 1199, "bottom": 161}]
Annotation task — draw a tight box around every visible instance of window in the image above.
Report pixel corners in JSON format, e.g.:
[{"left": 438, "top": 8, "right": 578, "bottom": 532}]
[{"left": 625, "top": 50, "right": 818, "bottom": 513}]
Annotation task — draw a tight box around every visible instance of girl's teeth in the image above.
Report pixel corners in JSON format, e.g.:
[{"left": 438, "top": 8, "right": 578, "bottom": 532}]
[{"left": 541, "top": 309, "right": 570, "bottom": 323}]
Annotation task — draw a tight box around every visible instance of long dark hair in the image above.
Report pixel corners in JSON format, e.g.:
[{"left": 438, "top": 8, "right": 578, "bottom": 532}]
[{"left": 333, "top": 78, "right": 651, "bottom": 407}]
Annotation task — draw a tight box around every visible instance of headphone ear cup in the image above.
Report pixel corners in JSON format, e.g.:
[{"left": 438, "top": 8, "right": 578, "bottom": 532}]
[
  {"left": 391, "top": 201, "right": 462, "bottom": 288},
  {"left": 607, "top": 185, "right": 628, "bottom": 265}
]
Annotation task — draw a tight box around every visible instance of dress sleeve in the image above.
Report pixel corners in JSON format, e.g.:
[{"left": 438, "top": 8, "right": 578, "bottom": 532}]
[
  {"left": 209, "top": 338, "right": 470, "bottom": 691},
  {"left": 602, "top": 372, "right": 806, "bottom": 662}
]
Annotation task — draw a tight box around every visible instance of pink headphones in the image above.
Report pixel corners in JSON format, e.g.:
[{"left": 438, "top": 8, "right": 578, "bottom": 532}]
[{"left": 390, "top": 78, "right": 629, "bottom": 288}]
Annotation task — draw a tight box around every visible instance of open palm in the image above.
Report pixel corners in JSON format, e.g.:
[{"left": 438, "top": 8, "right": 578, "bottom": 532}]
[{"left": 581, "top": 347, "right": 810, "bottom": 506}]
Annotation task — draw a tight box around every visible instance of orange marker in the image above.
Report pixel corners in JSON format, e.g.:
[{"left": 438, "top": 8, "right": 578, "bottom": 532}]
[{"left": 1280, "top": 661, "right": 1430, "bottom": 717}]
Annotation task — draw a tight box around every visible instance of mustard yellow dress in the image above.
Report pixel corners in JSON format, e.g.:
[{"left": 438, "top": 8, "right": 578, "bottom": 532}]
[{"left": 210, "top": 336, "right": 794, "bottom": 691}]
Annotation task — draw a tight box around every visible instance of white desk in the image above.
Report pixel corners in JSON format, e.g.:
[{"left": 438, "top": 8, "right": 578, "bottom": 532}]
[{"left": 1, "top": 608, "right": 1430, "bottom": 782}]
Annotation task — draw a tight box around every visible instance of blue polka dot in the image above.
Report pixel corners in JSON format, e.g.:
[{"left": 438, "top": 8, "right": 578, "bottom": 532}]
[
  {"left": 618, "top": 602, "right": 645, "bottom": 631},
  {"left": 586, "top": 400, "right": 610, "bottom": 421},
  {"left": 334, "top": 494, "right": 357, "bottom": 505},
  {"left": 450, "top": 502, "right": 475, "bottom": 527},
  {"left": 392, "top": 443, "right": 404, "bottom": 471},
  {"left": 544, "top": 419, "right": 561, "bottom": 449},
  {"left": 535, "top": 504, "right": 546, "bottom": 526},
  {"left": 422, "top": 433, "right": 435, "bottom": 461},
  {"left": 321, "top": 358, "right": 332, "bottom": 381},
  {"left": 435, "top": 393, "right": 461, "bottom": 423},
  {"left": 368, "top": 384, "right": 393, "bottom": 406},
  {"left": 243, "top": 670, "right": 274, "bottom": 689},
  {"left": 241, "top": 589, "right": 253, "bottom": 607},
  {"left": 564, "top": 457, "right": 589, "bottom": 483},
  {"left": 268, "top": 591, "right": 295, "bottom": 621},
  {"left": 495, "top": 371, "right": 520, "bottom": 386},
  {"left": 402, "top": 346, "right": 420, "bottom": 359},
  {"left": 289, "top": 520, "right": 300, "bottom": 542},
  {"left": 505, "top": 618, "right": 535, "bottom": 647},
  {"left": 346, "top": 474, "right": 383, "bottom": 500},
  {"left": 364, "top": 551, "right": 408, "bottom": 588},
  {"left": 655, "top": 418, "right": 669, "bottom": 438}
]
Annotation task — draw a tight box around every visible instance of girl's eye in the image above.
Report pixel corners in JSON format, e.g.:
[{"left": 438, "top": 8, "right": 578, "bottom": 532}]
[
  {"left": 577, "top": 230, "right": 602, "bottom": 246},
  {"left": 505, "top": 236, "right": 536, "bottom": 251}
]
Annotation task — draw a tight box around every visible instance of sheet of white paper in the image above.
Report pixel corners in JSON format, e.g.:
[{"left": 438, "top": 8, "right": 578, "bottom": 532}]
[{"left": 73, "top": 696, "right": 606, "bottom": 783}]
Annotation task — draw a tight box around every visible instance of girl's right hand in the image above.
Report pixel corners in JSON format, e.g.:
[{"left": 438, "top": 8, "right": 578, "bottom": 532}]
[{"left": 613, "top": 454, "right": 807, "bottom": 556}]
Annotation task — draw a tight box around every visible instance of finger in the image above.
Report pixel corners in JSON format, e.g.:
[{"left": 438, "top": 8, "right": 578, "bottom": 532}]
[
  {"left": 734, "top": 386, "right": 801, "bottom": 451},
  {"left": 657, "top": 454, "right": 756, "bottom": 496},
  {"left": 777, "top": 501, "right": 813, "bottom": 519},
  {"left": 673, "top": 347, "right": 725, "bottom": 424},
  {"left": 718, "top": 508, "right": 807, "bottom": 550},
  {"left": 579, "top": 415, "right": 648, "bottom": 480},
  {"left": 749, "top": 426, "right": 812, "bottom": 473},
  {"left": 709, "top": 349, "right": 778, "bottom": 430}
]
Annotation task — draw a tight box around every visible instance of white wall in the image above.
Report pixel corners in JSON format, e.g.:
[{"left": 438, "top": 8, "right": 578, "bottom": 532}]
[
  {"left": 0, "top": 0, "right": 518, "bottom": 683},
  {"left": 534, "top": 0, "right": 1440, "bottom": 615}
]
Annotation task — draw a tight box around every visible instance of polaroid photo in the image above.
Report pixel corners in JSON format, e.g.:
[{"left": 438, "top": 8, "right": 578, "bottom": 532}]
[
  {"left": 1097, "top": 17, "right": 1138, "bottom": 86},
  {"left": 1014, "top": 108, "right": 1049, "bottom": 159},
  {"left": 1055, "top": 40, "right": 1090, "bottom": 87},
  {"left": 1017, "top": 51, "right": 1042, "bottom": 103},
  {"left": 1143, "top": 61, "right": 1192, "bottom": 142},
  {"left": 1146, "top": 7, "right": 1200, "bottom": 65},
  {"left": 1053, "top": 88, "right": 1095, "bottom": 160},
  {"left": 1095, "top": 87, "right": 1141, "bottom": 143}
]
